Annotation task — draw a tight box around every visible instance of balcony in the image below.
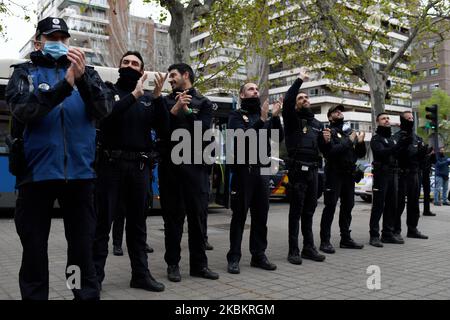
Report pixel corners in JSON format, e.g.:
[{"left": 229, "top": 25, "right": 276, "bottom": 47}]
[
  {"left": 58, "top": 8, "right": 109, "bottom": 25},
  {"left": 57, "top": 0, "right": 109, "bottom": 10}
]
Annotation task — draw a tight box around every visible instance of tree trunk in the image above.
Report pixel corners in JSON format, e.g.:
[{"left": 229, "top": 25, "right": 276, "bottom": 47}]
[
  {"left": 168, "top": 8, "right": 195, "bottom": 64},
  {"left": 246, "top": 0, "right": 270, "bottom": 103},
  {"left": 367, "top": 74, "right": 387, "bottom": 133},
  {"left": 246, "top": 53, "right": 270, "bottom": 103}
]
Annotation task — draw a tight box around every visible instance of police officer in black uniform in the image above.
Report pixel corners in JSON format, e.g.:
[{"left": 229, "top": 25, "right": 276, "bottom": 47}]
[
  {"left": 319, "top": 105, "right": 366, "bottom": 254},
  {"left": 92, "top": 51, "right": 167, "bottom": 292},
  {"left": 282, "top": 67, "right": 331, "bottom": 265},
  {"left": 369, "top": 112, "right": 410, "bottom": 247},
  {"left": 393, "top": 111, "right": 429, "bottom": 240},
  {"left": 158, "top": 63, "right": 219, "bottom": 282},
  {"left": 226, "top": 83, "right": 284, "bottom": 274},
  {"left": 6, "top": 17, "right": 112, "bottom": 300}
]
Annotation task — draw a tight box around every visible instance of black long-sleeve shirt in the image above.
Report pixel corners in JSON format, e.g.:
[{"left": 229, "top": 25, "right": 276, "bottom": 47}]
[
  {"left": 98, "top": 83, "right": 168, "bottom": 152},
  {"left": 282, "top": 78, "right": 329, "bottom": 163},
  {"left": 228, "top": 106, "right": 284, "bottom": 167},
  {"left": 159, "top": 88, "right": 212, "bottom": 164},
  {"left": 323, "top": 122, "right": 366, "bottom": 171}
]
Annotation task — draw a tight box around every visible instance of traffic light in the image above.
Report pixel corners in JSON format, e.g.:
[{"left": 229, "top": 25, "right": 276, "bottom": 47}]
[{"left": 425, "top": 104, "right": 439, "bottom": 131}]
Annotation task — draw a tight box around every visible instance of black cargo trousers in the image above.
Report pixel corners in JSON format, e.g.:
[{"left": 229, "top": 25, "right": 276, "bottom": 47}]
[
  {"left": 15, "top": 180, "right": 99, "bottom": 300},
  {"left": 93, "top": 155, "right": 152, "bottom": 285}
]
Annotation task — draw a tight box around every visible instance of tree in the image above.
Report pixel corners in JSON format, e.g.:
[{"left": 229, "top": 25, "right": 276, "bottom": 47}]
[
  {"left": 292, "top": 0, "right": 450, "bottom": 131},
  {"left": 143, "top": 0, "right": 218, "bottom": 64},
  {"left": 418, "top": 88, "right": 450, "bottom": 148},
  {"left": 0, "top": 0, "right": 32, "bottom": 39},
  {"left": 202, "top": 0, "right": 449, "bottom": 129}
]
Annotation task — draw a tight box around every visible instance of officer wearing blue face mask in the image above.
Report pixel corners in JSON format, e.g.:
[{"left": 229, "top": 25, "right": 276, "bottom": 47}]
[{"left": 6, "top": 17, "right": 113, "bottom": 300}]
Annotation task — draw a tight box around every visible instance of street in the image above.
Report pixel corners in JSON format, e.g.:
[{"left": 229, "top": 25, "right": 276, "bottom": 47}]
[{"left": 0, "top": 199, "right": 449, "bottom": 300}]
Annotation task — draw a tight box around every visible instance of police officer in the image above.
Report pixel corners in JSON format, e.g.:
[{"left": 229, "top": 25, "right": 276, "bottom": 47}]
[
  {"left": 226, "top": 83, "right": 283, "bottom": 274},
  {"left": 393, "top": 111, "right": 429, "bottom": 240},
  {"left": 6, "top": 17, "right": 112, "bottom": 300},
  {"left": 420, "top": 146, "right": 436, "bottom": 216},
  {"left": 92, "top": 51, "right": 167, "bottom": 292},
  {"left": 369, "top": 113, "right": 411, "bottom": 247},
  {"left": 158, "top": 63, "right": 219, "bottom": 282},
  {"left": 319, "top": 105, "right": 366, "bottom": 254},
  {"left": 282, "top": 67, "right": 331, "bottom": 265}
]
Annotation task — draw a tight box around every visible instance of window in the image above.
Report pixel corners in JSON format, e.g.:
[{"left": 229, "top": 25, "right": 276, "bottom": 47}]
[
  {"left": 430, "top": 83, "right": 440, "bottom": 90},
  {"left": 429, "top": 68, "right": 439, "bottom": 76},
  {"left": 421, "top": 56, "right": 427, "bottom": 63},
  {"left": 309, "top": 88, "right": 319, "bottom": 97},
  {"left": 412, "top": 85, "right": 420, "bottom": 92},
  {"left": 422, "top": 70, "right": 428, "bottom": 77}
]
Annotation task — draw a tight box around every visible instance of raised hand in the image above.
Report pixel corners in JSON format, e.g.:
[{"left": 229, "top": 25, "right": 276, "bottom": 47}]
[
  {"left": 299, "top": 66, "right": 310, "bottom": 82},
  {"left": 153, "top": 72, "right": 168, "bottom": 98},
  {"left": 272, "top": 97, "right": 283, "bottom": 117},
  {"left": 171, "top": 90, "right": 192, "bottom": 115},
  {"left": 357, "top": 131, "right": 365, "bottom": 143},
  {"left": 132, "top": 72, "right": 148, "bottom": 99},
  {"left": 323, "top": 128, "right": 331, "bottom": 143},
  {"left": 349, "top": 131, "right": 357, "bottom": 142},
  {"left": 67, "top": 48, "right": 86, "bottom": 81},
  {"left": 261, "top": 99, "right": 269, "bottom": 122}
]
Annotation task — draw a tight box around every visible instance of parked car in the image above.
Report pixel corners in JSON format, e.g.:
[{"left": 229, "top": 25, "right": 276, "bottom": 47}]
[{"left": 354, "top": 164, "right": 373, "bottom": 202}]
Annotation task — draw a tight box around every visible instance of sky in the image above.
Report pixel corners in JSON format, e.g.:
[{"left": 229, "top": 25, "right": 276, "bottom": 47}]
[{"left": 0, "top": 0, "right": 167, "bottom": 59}]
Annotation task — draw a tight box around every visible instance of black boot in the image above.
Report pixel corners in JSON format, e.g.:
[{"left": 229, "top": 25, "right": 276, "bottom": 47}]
[
  {"left": 130, "top": 274, "right": 165, "bottom": 292},
  {"left": 407, "top": 229, "right": 428, "bottom": 239},
  {"left": 190, "top": 267, "right": 219, "bottom": 280},
  {"left": 319, "top": 242, "right": 336, "bottom": 254},
  {"left": 167, "top": 265, "right": 181, "bottom": 282},
  {"left": 340, "top": 238, "right": 364, "bottom": 249},
  {"left": 301, "top": 246, "right": 325, "bottom": 262},
  {"left": 369, "top": 237, "right": 383, "bottom": 247},
  {"left": 113, "top": 245, "right": 123, "bottom": 256}
]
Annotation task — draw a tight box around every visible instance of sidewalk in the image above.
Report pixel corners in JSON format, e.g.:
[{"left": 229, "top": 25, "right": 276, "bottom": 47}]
[{"left": 0, "top": 200, "right": 449, "bottom": 300}]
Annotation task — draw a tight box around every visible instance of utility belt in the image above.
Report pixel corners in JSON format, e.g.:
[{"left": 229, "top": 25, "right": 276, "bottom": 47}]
[
  {"left": 399, "top": 167, "right": 418, "bottom": 175},
  {"left": 286, "top": 158, "right": 319, "bottom": 172},
  {"left": 101, "top": 149, "right": 160, "bottom": 169},
  {"left": 372, "top": 162, "right": 399, "bottom": 173},
  {"left": 104, "top": 149, "right": 152, "bottom": 161},
  {"left": 326, "top": 162, "right": 355, "bottom": 174}
]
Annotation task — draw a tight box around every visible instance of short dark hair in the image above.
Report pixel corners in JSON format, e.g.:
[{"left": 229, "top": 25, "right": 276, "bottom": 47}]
[
  {"left": 401, "top": 110, "right": 413, "bottom": 118},
  {"left": 168, "top": 63, "right": 195, "bottom": 84},
  {"left": 120, "top": 51, "right": 144, "bottom": 71},
  {"left": 239, "top": 84, "right": 246, "bottom": 95},
  {"left": 376, "top": 112, "right": 388, "bottom": 121}
]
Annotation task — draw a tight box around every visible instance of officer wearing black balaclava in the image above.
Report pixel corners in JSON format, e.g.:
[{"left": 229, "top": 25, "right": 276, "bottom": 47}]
[
  {"left": 369, "top": 113, "right": 410, "bottom": 247},
  {"left": 282, "top": 67, "right": 331, "bottom": 265},
  {"left": 93, "top": 51, "right": 168, "bottom": 293},
  {"left": 226, "top": 82, "right": 284, "bottom": 275},
  {"left": 393, "top": 111, "right": 429, "bottom": 240},
  {"left": 319, "top": 104, "right": 366, "bottom": 254}
]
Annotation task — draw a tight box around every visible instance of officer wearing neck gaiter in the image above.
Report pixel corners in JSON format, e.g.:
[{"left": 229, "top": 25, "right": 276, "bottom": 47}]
[
  {"left": 226, "top": 83, "right": 284, "bottom": 274},
  {"left": 282, "top": 67, "right": 331, "bottom": 265},
  {"left": 392, "top": 111, "right": 429, "bottom": 240},
  {"left": 368, "top": 113, "right": 410, "bottom": 247},
  {"left": 319, "top": 105, "right": 366, "bottom": 254},
  {"left": 93, "top": 51, "right": 168, "bottom": 293}
]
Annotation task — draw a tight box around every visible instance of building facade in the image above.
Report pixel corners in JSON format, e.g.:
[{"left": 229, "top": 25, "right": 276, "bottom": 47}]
[{"left": 20, "top": 0, "right": 171, "bottom": 70}]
